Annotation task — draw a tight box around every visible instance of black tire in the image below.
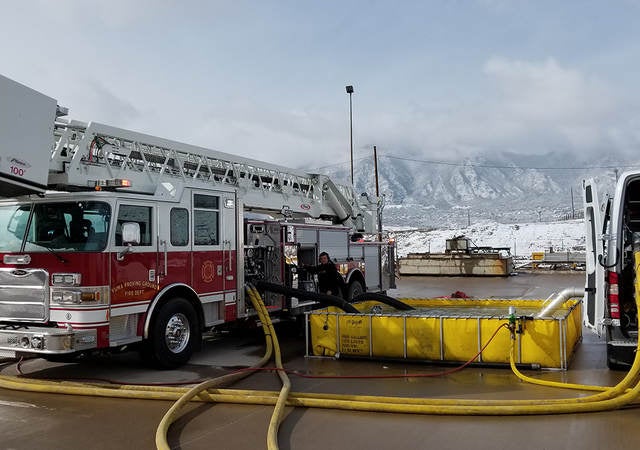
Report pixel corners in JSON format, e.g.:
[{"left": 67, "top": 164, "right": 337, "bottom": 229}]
[
  {"left": 147, "top": 298, "right": 199, "bottom": 369},
  {"left": 606, "top": 343, "right": 633, "bottom": 371},
  {"left": 346, "top": 280, "right": 364, "bottom": 301},
  {"left": 607, "top": 357, "right": 629, "bottom": 371}
]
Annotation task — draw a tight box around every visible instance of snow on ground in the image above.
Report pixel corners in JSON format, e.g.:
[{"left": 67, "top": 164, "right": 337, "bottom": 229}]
[{"left": 388, "top": 218, "right": 585, "bottom": 259}]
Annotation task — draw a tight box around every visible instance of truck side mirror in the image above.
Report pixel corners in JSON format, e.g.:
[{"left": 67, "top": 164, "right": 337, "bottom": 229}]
[
  {"left": 122, "top": 222, "right": 140, "bottom": 246},
  {"left": 117, "top": 222, "right": 141, "bottom": 261}
]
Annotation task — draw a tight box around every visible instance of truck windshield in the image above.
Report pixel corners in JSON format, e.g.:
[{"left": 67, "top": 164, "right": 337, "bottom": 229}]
[{"left": 0, "top": 201, "right": 111, "bottom": 253}]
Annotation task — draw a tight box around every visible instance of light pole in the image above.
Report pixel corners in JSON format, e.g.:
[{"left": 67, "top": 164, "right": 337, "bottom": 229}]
[{"left": 346, "top": 85, "right": 354, "bottom": 187}]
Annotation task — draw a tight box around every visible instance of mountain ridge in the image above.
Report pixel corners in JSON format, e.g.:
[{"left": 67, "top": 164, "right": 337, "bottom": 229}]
[{"left": 323, "top": 151, "right": 627, "bottom": 227}]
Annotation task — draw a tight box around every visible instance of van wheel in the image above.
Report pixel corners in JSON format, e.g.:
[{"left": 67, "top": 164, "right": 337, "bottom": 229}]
[
  {"left": 147, "top": 298, "right": 199, "bottom": 369},
  {"left": 607, "top": 356, "right": 629, "bottom": 371},
  {"left": 347, "top": 280, "right": 364, "bottom": 301}
]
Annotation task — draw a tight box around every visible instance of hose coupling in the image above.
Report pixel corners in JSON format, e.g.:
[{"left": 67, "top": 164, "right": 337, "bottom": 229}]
[{"left": 508, "top": 306, "right": 517, "bottom": 339}]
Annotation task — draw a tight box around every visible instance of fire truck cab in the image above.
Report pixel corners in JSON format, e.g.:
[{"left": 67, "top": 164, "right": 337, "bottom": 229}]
[
  {"left": 584, "top": 172, "right": 640, "bottom": 369},
  {"left": 0, "top": 74, "right": 395, "bottom": 368}
]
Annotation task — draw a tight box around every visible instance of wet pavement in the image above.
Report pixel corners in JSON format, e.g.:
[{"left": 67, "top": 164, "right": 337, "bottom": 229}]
[
  {"left": 1, "top": 272, "right": 638, "bottom": 450},
  {"left": 392, "top": 271, "right": 585, "bottom": 299}
]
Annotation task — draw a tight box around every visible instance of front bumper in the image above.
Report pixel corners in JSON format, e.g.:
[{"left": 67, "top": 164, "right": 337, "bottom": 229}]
[{"left": 0, "top": 325, "right": 97, "bottom": 358}]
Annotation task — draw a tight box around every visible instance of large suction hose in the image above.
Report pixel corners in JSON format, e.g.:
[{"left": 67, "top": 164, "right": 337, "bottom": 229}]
[
  {"left": 351, "top": 292, "right": 415, "bottom": 310},
  {"left": 255, "top": 280, "right": 360, "bottom": 313},
  {"left": 535, "top": 287, "right": 584, "bottom": 318},
  {"left": 256, "top": 281, "right": 415, "bottom": 311}
]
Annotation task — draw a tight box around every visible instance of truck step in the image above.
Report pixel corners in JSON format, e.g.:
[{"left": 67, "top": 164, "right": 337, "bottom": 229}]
[{"left": 608, "top": 339, "right": 638, "bottom": 347}]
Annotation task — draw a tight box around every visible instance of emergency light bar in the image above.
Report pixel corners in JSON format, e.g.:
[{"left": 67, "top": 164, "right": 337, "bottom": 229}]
[{"left": 92, "top": 178, "right": 132, "bottom": 190}]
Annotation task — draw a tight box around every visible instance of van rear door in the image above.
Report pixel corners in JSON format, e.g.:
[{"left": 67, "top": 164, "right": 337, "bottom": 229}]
[{"left": 583, "top": 178, "right": 607, "bottom": 335}]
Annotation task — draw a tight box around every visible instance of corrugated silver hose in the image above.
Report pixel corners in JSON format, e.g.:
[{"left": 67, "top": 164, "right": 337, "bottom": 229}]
[{"left": 535, "top": 287, "right": 585, "bottom": 318}]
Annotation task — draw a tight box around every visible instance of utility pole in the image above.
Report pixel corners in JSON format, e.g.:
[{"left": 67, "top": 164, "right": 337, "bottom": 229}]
[
  {"left": 570, "top": 186, "right": 575, "bottom": 219},
  {"left": 373, "top": 145, "right": 382, "bottom": 241},
  {"left": 374, "top": 145, "right": 380, "bottom": 197}
]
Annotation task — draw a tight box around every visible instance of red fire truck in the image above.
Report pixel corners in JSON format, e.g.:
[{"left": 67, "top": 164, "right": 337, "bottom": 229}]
[{"left": 0, "top": 75, "right": 395, "bottom": 367}]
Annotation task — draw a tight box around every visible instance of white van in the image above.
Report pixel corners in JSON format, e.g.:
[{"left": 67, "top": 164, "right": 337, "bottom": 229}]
[{"left": 584, "top": 172, "right": 640, "bottom": 369}]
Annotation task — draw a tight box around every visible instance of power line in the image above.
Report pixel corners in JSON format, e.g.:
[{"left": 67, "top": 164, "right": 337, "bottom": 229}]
[
  {"left": 384, "top": 155, "right": 639, "bottom": 170},
  {"left": 312, "top": 156, "right": 369, "bottom": 171},
  {"left": 312, "top": 153, "right": 640, "bottom": 172}
]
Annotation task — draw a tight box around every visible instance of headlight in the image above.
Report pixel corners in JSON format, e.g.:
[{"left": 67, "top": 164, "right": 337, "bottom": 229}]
[
  {"left": 52, "top": 273, "right": 82, "bottom": 286},
  {"left": 52, "top": 290, "right": 81, "bottom": 304},
  {"left": 51, "top": 286, "right": 109, "bottom": 306}
]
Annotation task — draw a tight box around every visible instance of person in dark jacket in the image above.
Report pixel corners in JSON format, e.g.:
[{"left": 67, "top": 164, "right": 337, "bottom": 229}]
[{"left": 305, "top": 252, "right": 343, "bottom": 297}]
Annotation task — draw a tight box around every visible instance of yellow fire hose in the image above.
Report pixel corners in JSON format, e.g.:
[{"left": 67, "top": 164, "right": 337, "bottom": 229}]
[
  {"left": 157, "top": 284, "right": 291, "bottom": 450},
  {"left": 154, "top": 284, "right": 276, "bottom": 450},
  {"left": 247, "top": 286, "right": 291, "bottom": 450},
  {"left": 1, "top": 254, "right": 640, "bottom": 449}
]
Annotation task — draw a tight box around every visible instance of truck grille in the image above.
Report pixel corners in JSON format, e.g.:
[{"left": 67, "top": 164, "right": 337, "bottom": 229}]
[{"left": 0, "top": 268, "right": 48, "bottom": 322}]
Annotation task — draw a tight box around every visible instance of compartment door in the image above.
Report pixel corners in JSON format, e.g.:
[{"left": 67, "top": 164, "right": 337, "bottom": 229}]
[{"left": 583, "top": 178, "right": 606, "bottom": 334}]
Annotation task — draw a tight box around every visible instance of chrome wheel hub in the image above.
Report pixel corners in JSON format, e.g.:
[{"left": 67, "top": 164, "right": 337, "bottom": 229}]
[{"left": 165, "top": 313, "right": 190, "bottom": 353}]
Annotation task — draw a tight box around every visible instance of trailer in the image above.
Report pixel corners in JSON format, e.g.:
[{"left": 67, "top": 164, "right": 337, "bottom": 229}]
[{"left": 398, "top": 237, "right": 513, "bottom": 276}]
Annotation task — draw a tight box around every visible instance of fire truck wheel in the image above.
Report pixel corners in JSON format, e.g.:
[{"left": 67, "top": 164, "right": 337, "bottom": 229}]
[
  {"left": 148, "top": 298, "right": 199, "bottom": 369},
  {"left": 347, "top": 280, "right": 364, "bottom": 301}
]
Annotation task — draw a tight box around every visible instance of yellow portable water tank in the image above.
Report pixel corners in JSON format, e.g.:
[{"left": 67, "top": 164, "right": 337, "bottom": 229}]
[{"left": 308, "top": 298, "right": 582, "bottom": 369}]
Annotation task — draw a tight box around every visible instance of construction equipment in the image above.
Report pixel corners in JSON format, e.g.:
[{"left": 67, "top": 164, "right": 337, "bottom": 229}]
[{"left": 0, "top": 74, "right": 395, "bottom": 367}]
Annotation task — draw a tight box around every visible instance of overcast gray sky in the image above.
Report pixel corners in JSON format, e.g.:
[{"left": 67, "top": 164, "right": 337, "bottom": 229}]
[{"left": 2, "top": 0, "right": 640, "bottom": 171}]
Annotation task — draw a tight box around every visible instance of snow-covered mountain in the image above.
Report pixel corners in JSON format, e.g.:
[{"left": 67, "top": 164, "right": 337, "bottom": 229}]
[{"left": 323, "top": 151, "right": 626, "bottom": 228}]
